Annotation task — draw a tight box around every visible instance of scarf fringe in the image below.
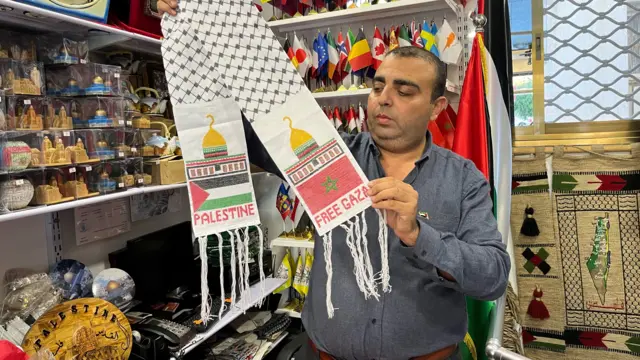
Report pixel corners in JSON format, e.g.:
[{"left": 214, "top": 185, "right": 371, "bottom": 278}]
[
  {"left": 197, "top": 235, "right": 212, "bottom": 324},
  {"left": 229, "top": 230, "right": 237, "bottom": 306},
  {"left": 243, "top": 228, "right": 251, "bottom": 306},
  {"left": 216, "top": 233, "right": 226, "bottom": 320},
  {"left": 323, "top": 209, "right": 390, "bottom": 318},
  {"left": 322, "top": 230, "right": 335, "bottom": 318},
  {"left": 256, "top": 226, "right": 266, "bottom": 308}
]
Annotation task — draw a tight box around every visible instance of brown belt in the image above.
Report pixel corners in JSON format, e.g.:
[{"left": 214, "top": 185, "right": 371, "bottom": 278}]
[{"left": 309, "top": 340, "right": 457, "bottom": 360}]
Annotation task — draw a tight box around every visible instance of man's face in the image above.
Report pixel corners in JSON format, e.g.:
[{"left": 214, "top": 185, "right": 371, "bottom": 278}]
[{"left": 367, "top": 56, "right": 446, "bottom": 152}]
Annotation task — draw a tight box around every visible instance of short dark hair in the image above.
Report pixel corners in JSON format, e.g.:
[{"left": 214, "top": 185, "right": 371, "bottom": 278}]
[{"left": 386, "top": 46, "right": 447, "bottom": 102}]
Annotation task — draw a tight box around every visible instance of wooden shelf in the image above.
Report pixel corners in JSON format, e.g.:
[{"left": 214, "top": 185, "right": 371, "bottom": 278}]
[
  {"left": 268, "top": 0, "right": 458, "bottom": 33},
  {"left": 312, "top": 79, "right": 460, "bottom": 100}
]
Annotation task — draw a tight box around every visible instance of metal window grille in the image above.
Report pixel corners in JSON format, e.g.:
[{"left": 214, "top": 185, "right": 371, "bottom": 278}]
[{"left": 544, "top": 0, "right": 640, "bottom": 123}]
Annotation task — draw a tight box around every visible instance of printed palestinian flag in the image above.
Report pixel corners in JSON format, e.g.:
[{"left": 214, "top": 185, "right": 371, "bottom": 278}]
[
  {"left": 564, "top": 329, "right": 640, "bottom": 354},
  {"left": 552, "top": 172, "right": 640, "bottom": 192},
  {"left": 512, "top": 173, "right": 549, "bottom": 194},
  {"left": 521, "top": 329, "right": 566, "bottom": 352}
]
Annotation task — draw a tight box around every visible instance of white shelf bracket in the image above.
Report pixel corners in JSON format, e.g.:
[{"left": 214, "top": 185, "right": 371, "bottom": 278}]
[{"left": 88, "top": 33, "right": 132, "bottom": 52}]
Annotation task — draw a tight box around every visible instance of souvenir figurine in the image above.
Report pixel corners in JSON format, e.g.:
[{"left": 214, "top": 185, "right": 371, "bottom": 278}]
[
  {"left": 88, "top": 109, "right": 110, "bottom": 127},
  {"left": 52, "top": 105, "right": 72, "bottom": 129},
  {"left": 0, "top": 105, "right": 6, "bottom": 131},
  {"left": 63, "top": 173, "right": 99, "bottom": 199},
  {"left": 19, "top": 105, "right": 43, "bottom": 130},
  {"left": 34, "top": 175, "right": 73, "bottom": 205},
  {"left": 61, "top": 79, "right": 82, "bottom": 96},
  {"left": 70, "top": 101, "right": 84, "bottom": 127},
  {"left": 4, "top": 68, "right": 14, "bottom": 88},
  {"left": 85, "top": 76, "right": 111, "bottom": 96},
  {"left": 66, "top": 138, "right": 99, "bottom": 164},
  {"left": 91, "top": 137, "right": 115, "bottom": 160},
  {"left": 0, "top": 46, "right": 8, "bottom": 58},
  {"left": 95, "top": 169, "right": 116, "bottom": 193},
  {"left": 55, "top": 44, "right": 78, "bottom": 64},
  {"left": 132, "top": 116, "right": 150, "bottom": 129},
  {"left": 36, "top": 135, "right": 72, "bottom": 166},
  {"left": 30, "top": 67, "right": 41, "bottom": 92}
]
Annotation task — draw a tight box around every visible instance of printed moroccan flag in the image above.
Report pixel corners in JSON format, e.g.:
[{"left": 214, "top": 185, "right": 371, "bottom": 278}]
[
  {"left": 348, "top": 28, "right": 373, "bottom": 71},
  {"left": 284, "top": 38, "right": 299, "bottom": 69}
]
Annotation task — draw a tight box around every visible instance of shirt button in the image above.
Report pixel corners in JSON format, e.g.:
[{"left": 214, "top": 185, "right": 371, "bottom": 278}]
[{"left": 371, "top": 318, "right": 377, "bottom": 324}]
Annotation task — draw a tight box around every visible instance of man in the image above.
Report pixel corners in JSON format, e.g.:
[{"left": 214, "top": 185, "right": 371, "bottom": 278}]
[{"left": 159, "top": 3, "right": 510, "bottom": 359}]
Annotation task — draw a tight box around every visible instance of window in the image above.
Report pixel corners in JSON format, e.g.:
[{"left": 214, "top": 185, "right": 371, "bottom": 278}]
[{"left": 508, "top": 0, "right": 640, "bottom": 137}]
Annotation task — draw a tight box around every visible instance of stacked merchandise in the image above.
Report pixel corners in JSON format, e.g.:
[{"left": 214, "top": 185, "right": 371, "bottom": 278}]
[
  {"left": 264, "top": 0, "right": 415, "bottom": 21},
  {"left": 0, "top": 33, "right": 174, "bottom": 214},
  {"left": 273, "top": 249, "right": 314, "bottom": 318},
  {"left": 280, "top": 19, "right": 462, "bottom": 92}
]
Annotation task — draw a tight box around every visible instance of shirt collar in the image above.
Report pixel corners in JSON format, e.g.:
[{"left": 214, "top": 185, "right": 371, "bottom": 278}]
[{"left": 368, "top": 131, "right": 433, "bottom": 164}]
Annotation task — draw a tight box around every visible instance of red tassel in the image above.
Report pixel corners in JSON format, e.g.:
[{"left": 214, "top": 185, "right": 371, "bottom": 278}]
[{"left": 527, "top": 285, "right": 550, "bottom": 320}]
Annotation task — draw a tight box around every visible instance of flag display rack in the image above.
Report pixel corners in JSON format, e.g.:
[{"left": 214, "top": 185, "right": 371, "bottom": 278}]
[
  {"left": 311, "top": 79, "right": 460, "bottom": 100},
  {"left": 0, "top": 0, "right": 162, "bottom": 55},
  {"left": 267, "top": 0, "right": 459, "bottom": 33}
]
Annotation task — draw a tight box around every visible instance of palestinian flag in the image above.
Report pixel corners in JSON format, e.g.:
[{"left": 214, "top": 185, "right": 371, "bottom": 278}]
[{"left": 454, "top": 1, "right": 515, "bottom": 359}]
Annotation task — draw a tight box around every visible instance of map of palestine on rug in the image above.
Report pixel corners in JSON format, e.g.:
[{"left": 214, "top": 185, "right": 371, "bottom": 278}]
[{"left": 551, "top": 144, "right": 640, "bottom": 359}]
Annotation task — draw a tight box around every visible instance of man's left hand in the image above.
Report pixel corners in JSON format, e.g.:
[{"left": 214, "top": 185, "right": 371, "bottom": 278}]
[{"left": 368, "top": 177, "right": 419, "bottom": 246}]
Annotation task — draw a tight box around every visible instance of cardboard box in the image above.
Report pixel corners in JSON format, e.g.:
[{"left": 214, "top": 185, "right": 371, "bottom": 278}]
[{"left": 145, "top": 155, "right": 185, "bottom": 185}]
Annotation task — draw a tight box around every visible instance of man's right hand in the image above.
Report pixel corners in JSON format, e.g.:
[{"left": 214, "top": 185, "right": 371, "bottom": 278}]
[{"left": 158, "top": 0, "right": 178, "bottom": 16}]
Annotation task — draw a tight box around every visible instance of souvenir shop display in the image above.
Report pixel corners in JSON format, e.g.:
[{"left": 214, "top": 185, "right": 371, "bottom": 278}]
[
  {"left": 137, "top": 128, "right": 163, "bottom": 157},
  {"left": 16, "top": 0, "right": 112, "bottom": 23},
  {"left": 0, "top": 272, "right": 62, "bottom": 325},
  {"left": 0, "top": 172, "right": 35, "bottom": 212},
  {"left": 74, "top": 97, "right": 126, "bottom": 128},
  {"left": 44, "top": 98, "right": 73, "bottom": 130},
  {"left": 37, "top": 34, "right": 89, "bottom": 65},
  {"left": 0, "top": 139, "right": 32, "bottom": 172},
  {"left": 20, "top": 298, "right": 132, "bottom": 360},
  {"left": 6, "top": 95, "right": 45, "bottom": 130},
  {"left": 124, "top": 157, "right": 150, "bottom": 186},
  {"left": 133, "top": 87, "right": 168, "bottom": 117},
  {"left": 26, "top": 166, "right": 75, "bottom": 205},
  {"left": 73, "top": 129, "right": 127, "bottom": 161},
  {"left": 48, "top": 259, "right": 93, "bottom": 300},
  {"left": 87, "top": 160, "right": 125, "bottom": 194},
  {"left": 7, "top": 131, "right": 74, "bottom": 167},
  {"left": 45, "top": 63, "right": 122, "bottom": 97},
  {"left": 321, "top": 103, "right": 368, "bottom": 133},
  {"left": 0, "top": 59, "right": 44, "bottom": 95},
  {"left": 0, "top": 31, "right": 36, "bottom": 61}
]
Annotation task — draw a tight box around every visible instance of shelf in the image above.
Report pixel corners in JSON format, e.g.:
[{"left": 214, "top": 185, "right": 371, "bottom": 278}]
[
  {"left": 175, "top": 277, "right": 287, "bottom": 356},
  {"left": 270, "top": 237, "right": 315, "bottom": 249},
  {"left": 0, "top": 183, "right": 186, "bottom": 223},
  {"left": 312, "top": 79, "right": 460, "bottom": 100},
  {"left": 0, "top": 0, "right": 162, "bottom": 55},
  {"left": 268, "top": 0, "right": 458, "bottom": 33}
]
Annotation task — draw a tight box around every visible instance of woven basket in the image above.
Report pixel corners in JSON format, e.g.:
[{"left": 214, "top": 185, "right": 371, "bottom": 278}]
[{"left": 0, "top": 178, "right": 34, "bottom": 211}]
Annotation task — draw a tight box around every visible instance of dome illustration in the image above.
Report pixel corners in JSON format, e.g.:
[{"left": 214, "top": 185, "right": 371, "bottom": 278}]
[
  {"left": 202, "top": 114, "right": 228, "bottom": 158},
  {"left": 284, "top": 116, "right": 318, "bottom": 160}
]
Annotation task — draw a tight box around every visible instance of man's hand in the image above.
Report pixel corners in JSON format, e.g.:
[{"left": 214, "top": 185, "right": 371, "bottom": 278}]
[
  {"left": 368, "top": 177, "right": 419, "bottom": 246},
  {"left": 158, "top": 0, "right": 178, "bottom": 16}
]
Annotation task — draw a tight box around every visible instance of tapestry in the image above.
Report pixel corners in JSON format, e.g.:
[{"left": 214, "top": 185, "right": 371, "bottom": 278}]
[
  {"left": 552, "top": 149, "right": 640, "bottom": 335},
  {"left": 161, "top": 0, "right": 389, "bottom": 319},
  {"left": 512, "top": 152, "right": 567, "bottom": 346},
  {"left": 161, "top": 6, "right": 263, "bottom": 323}
]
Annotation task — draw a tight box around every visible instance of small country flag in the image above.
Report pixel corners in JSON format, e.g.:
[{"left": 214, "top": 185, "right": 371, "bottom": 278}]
[
  {"left": 284, "top": 38, "right": 299, "bottom": 69},
  {"left": 348, "top": 28, "right": 373, "bottom": 72},
  {"left": 276, "top": 183, "right": 292, "bottom": 220}
]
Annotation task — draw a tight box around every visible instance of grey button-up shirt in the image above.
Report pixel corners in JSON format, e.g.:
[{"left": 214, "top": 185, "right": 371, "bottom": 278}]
[{"left": 243, "top": 120, "right": 510, "bottom": 360}]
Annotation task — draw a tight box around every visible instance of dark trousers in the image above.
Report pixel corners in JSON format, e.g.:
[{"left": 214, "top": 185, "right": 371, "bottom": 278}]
[{"left": 292, "top": 335, "right": 461, "bottom": 360}]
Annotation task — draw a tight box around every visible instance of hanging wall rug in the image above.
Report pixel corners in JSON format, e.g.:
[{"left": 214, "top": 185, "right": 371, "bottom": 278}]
[{"left": 161, "top": 0, "right": 389, "bottom": 320}]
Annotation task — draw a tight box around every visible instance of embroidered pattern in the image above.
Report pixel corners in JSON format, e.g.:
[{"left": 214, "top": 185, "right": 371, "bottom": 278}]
[
  {"left": 522, "top": 329, "right": 566, "bottom": 352},
  {"left": 512, "top": 173, "right": 550, "bottom": 194},
  {"left": 522, "top": 247, "right": 552, "bottom": 275},
  {"left": 553, "top": 171, "right": 640, "bottom": 193},
  {"left": 564, "top": 329, "right": 640, "bottom": 355}
]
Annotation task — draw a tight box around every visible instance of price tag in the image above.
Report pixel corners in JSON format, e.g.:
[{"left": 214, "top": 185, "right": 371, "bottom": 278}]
[
  {"left": 15, "top": 179, "right": 24, "bottom": 185},
  {"left": 86, "top": 166, "right": 92, "bottom": 172},
  {"left": 118, "top": 120, "right": 125, "bottom": 125},
  {"left": 114, "top": 73, "right": 120, "bottom": 78},
  {"left": 63, "top": 131, "right": 70, "bottom": 137},
  {"left": 24, "top": 99, "right": 31, "bottom": 105},
  {"left": 137, "top": 179, "right": 144, "bottom": 184},
  {"left": 69, "top": 167, "right": 76, "bottom": 173},
  {"left": 118, "top": 182, "right": 124, "bottom": 188},
  {"left": 126, "top": 121, "right": 132, "bottom": 126},
  {"left": 118, "top": 152, "right": 125, "bottom": 157},
  {"left": 131, "top": 147, "right": 137, "bottom": 153}
]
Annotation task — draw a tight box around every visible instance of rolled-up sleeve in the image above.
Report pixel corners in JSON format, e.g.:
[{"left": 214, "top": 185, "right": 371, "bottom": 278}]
[{"left": 400, "top": 174, "right": 510, "bottom": 301}]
